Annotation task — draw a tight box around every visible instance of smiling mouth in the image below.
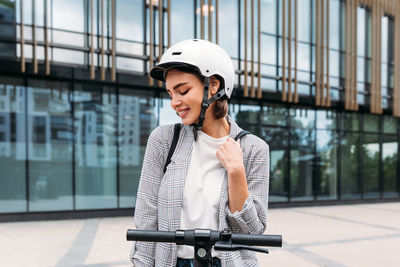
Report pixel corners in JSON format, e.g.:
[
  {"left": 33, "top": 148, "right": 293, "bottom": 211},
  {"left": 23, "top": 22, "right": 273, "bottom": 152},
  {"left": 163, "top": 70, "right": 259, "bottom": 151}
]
[{"left": 177, "top": 109, "right": 190, "bottom": 118}]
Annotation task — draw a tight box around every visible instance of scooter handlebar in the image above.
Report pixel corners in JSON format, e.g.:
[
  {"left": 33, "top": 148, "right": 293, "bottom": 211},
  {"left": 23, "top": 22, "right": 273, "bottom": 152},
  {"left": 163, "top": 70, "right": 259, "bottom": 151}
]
[{"left": 126, "top": 229, "right": 282, "bottom": 247}]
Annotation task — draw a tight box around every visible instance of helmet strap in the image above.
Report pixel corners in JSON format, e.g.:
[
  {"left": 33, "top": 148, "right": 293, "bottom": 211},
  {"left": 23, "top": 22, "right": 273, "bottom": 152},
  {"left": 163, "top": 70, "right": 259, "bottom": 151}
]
[{"left": 191, "top": 77, "right": 227, "bottom": 141}]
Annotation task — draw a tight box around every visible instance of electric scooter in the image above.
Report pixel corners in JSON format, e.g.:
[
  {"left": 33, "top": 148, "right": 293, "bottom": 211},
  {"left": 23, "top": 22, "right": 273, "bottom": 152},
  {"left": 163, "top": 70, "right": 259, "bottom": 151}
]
[{"left": 127, "top": 228, "right": 282, "bottom": 267}]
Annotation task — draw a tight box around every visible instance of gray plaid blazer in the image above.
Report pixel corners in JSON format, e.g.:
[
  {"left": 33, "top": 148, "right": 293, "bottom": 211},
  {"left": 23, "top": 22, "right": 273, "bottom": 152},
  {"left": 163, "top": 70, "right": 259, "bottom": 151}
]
[{"left": 130, "top": 116, "right": 269, "bottom": 267}]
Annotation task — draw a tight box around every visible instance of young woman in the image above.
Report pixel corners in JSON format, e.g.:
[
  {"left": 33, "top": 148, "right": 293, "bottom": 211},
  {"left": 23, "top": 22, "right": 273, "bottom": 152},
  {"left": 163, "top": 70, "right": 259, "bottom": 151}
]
[{"left": 130, "top": 39, "right": 269, "bottom": 267}]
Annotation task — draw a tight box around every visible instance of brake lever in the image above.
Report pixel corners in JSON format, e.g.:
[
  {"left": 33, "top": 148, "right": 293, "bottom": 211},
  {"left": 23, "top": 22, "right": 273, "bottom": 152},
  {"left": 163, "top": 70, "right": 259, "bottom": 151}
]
[{"left": 214, "top": 241, "right": 269, "bottom": 254}]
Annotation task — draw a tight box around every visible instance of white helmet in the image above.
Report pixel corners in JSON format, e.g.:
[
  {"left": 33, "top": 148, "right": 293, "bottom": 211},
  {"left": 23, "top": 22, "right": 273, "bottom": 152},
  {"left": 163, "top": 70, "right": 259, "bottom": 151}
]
[{"left": 150, "top": 39, "right": 235, "bottom": 98}]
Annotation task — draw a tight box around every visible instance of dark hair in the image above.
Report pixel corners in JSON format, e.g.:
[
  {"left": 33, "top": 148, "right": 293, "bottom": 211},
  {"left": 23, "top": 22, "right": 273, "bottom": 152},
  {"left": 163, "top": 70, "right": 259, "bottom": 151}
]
[
  {"left": 212, "top": 75, "right": 228, "bottom": 119},
  {"left": 165, "top": 67, "right": 228, "bottom": 119}
]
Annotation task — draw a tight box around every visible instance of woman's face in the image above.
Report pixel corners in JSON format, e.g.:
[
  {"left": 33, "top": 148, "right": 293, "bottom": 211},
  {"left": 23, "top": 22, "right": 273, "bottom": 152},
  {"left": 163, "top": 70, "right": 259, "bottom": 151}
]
[{"left": 165, "top": 69, "right": 204, "bottom": 125}]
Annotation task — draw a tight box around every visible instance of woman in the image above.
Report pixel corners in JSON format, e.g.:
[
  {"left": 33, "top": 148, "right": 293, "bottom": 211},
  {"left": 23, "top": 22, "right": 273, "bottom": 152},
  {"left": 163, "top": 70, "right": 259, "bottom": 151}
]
[{"left": 130, "top": 39, "right": 269, "bottom": 267}]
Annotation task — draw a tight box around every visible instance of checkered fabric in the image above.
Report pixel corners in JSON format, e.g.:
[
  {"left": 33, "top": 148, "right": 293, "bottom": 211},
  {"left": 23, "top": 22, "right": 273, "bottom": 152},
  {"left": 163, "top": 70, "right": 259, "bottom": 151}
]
[{"left": 130, "top": 116, "right": 270, "bottom": 267}]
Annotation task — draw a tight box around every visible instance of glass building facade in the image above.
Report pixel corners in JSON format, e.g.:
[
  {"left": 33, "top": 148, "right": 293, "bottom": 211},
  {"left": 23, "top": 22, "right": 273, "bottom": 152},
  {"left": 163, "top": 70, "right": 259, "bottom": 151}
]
[{"left": 0, "top": 0, "right": 399, "bottom": 217}]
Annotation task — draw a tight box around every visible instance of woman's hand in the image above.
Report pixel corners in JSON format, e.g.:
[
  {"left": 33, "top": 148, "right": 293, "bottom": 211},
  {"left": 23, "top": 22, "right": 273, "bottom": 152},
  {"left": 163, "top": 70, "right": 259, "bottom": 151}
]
[
  {"left": 216, "top": 137, "right": 244, "bottom": 175},
  {"left": 217, "top": 137, "right": 249, "bottom": 213}
]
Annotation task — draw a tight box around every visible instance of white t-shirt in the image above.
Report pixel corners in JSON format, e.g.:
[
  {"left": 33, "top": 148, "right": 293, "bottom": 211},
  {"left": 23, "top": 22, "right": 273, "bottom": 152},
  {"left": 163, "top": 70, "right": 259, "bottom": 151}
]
[{"left": 177, "top": 131, "right": 228, "bottom": 259}]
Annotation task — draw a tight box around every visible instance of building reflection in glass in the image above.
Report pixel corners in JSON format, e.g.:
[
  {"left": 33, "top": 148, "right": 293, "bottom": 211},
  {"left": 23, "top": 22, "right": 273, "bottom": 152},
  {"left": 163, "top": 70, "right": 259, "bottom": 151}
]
[
  {"left": 28, "top": 82, "right": 74, "bottom": 211},
  {"left": 0, "top": 79, "right": 26, "bottom": 212}
]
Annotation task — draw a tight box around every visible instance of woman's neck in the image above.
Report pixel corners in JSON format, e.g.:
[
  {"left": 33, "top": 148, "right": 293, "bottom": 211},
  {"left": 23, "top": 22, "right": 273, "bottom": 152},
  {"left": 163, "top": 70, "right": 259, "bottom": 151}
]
[{"left": 200, "top": 116, "right": 230, "bottom": 138}]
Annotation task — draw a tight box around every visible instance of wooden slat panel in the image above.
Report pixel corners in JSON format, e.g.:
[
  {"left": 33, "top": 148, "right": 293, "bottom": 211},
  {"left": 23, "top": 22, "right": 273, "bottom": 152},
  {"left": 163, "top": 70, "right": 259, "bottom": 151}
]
[
  {"left": 288, "top": 0, "right": 292, "bottom": 102},
  {"left": 149, "top": 0, "right": 154, "bottom": 85},
  {"left": 216, "top": 0, "right": 219, "bottom": 44},
  {"left": 257, "top": 0, "right": 261, "bottom": 98},
  {"left": 44, "top": 0, "right": 50, "bottom": 75},
  {"left": 351, "top": 0, "right": 355, "bottom": 110},
  {"left": 294, "top": 0, "right": 298, "bottom": 103},
  {"left": 396, "top": 3, "right": 400, "bottom": 116},
  {"left": 321, "top": 0, "right": 325, "bottom": 106},
  {"left": 159, "top": 0, "right": 163, "bottom": 59},
  {"left": 394, "top": 1, "right": 397, "bottom": 116},
  {"left": 90, "top": 0, "right": 95, "bottom": 79},
  {"left": 158, "top": 0, "right": 163, "bottom": 87},
  {"left": 244, "top": 0, "right": 248, "bottom": 97},
  {"left": 20, "top": 0, "right": 25, "bottom": 73},
  {"left": 201, "top": 0, "right": 204, "bottom": 39},
  {"left": 100, "top": 0, "right": 105, "bottom": 80},
  {"left": 316, "top": 0, "right": 321, "bottom": 106},
  {"left": 282, "top": 0, "right": 287, "bottom": 101},
  {"left": 353, "top": 0, "right": 358, "bottom": 110},
  {"left": 208, "top": 0, "right": 212, "bottom": 41},
  {"left": 251, "top": 0, "right": 255, "bottom": 97},
  {"left": 371, "top": 0, "right": 376, "bottom": 113},
  {"left": 111, "top": 0, "right": 116, "bottom": 82},
  {"left": 378, "top": 1, "right": 382, "bottom": 113},
  {"left": 378, "top": 0, "right": 381, "bottom": 113},
  {"left": 168, "top": 0, "right": 171, "bottom": 47},
  {"left": 33, "top": 0, "right": 38, "bottom": 74},
  {"left": 345, "top": 0, "right": 350, "bottom": 109},
  {"left": 326, "top": 0, "right": 331, "bottom": 106}
]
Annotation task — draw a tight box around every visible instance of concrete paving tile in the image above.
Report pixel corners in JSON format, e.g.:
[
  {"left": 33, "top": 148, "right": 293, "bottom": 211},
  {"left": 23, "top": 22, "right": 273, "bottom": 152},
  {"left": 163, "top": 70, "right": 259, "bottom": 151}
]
[
  {"left": 0, "top": 220, "right": 84, "bottom": 267},
  {"left": 257, "top": 249, "right": 321, "bottom": 267},
  {"left": 304, "top": 234, "right": 400, "bottom": 267},
  {"left": 265, "top": 208, "right": 393, "bottom": 246},
  {"left": 294, "top": 203, "right": 400, "bottom": 231},
  {"left": 85, "top": 217, "right": 133, "bottom": 266}
]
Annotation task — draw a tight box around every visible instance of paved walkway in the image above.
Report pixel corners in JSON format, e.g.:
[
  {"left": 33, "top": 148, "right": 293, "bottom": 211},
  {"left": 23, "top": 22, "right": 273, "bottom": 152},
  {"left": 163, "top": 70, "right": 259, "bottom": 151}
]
[{"left": 0, "top": 202, "right": 399, "bottom": 266}]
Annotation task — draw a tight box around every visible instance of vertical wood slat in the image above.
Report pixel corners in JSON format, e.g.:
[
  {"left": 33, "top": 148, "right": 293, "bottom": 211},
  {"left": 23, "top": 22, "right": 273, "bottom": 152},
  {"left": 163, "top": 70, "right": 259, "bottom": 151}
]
[
  {"left": 20, "top": 0, "right": 25, "bottom": 73},
  {"left": 294, "top": 0, "right": 298, "bottom": 103},
  {"left": 149, "top": 0, "right": 154, "bottom": 85},
  {"left": 345, "top": 0, "right": 350, "bottom": 109},
  {"left": 378, "top": 1, "right": 382, "bottom": 113},
  {"left": 216, "top": 0, "right": 219, "bottom": 44},
  {"left": 111, "top": 0, "right": 116, "bottom": 81},
  {"left": 288, "top": 0, "right": 292, "bottom": 102},
  {"left": 44, "top": 0, "right": 50, "bottom": 75},
  {"left": 345, "top": 0, "right": 358, "bottom": 111},
  {"left": 397, "top": 2, "right": 400, "bottom": 116},
  {"left": 100, "top": 0, "right": 105, "bottom": 80},
  {"left": 257, "top": 0, "right": 261, "bottom": 99},
  {"left": 321, "top": 0, "right": 325, "bottom": 106},
  {"left": 374, "top": 0, "right": 378, "bottom": 113},
  {"left": 377, "top": 0, "right": 380, "bottom": 113},
  {"left": 395, "top": 1, "right": 398, "bottom": 116},
  {"left": 158, "top": 0, "right": 163, "bottom": 87},
  {"left": 396, "top": 2, "right": 400, "bottom": 116},
  {"left": 376, "top": 0, "right": 380, "bottom": 113},
  {"left": 244, "top": 0, "right": 248, "bottom": 97},
  {"left": 168, "top": 0, "right": 171, "bottom": 47},
  {"left": 394, "top": 1, "right": 396, "bottom": 116},
  {"left": 326, "top": 0, "right": 331, "bottom": 106},
  {"left": 90, "top": 0, "right": 95, "bottom": 79},
  {"left": 316, "top": 0, "right": 320, "bottom": 105},
  {"left": 350, "top": 0, "right": 354, "bottom": 110},
  {"left": 353, "top": 0, "right": 358, "bottom": 110},
  {"left": 208, "top": 0, "right": 212, "bottom": 41},
  {"left": 32, "top": 0, "right": 38, "bottom": 74},
  {"left": 282, "top": 0, "right": 287, "bottom": 101},
  {"left": 371, "top": 0, "right": 379, "bottom": 114},
  {"left": 201, "top": 0, "right": 204, "bottom": 39},
  {"left": 251, "top": 0, "right": 255, "bottom": 97},
  {"left": 371, "top": 0, "right": 375, "bottom": 113}
]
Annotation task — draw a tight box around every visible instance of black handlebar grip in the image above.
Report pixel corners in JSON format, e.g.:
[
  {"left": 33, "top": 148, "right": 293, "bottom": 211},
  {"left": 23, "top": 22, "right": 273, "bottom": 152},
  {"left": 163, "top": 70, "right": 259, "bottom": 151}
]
[
  {"left": 231, "top": 233, "right": 282, "bottom": 247},
  {"left": 126, "top": 229, "right": 177, "bottom": 243}
]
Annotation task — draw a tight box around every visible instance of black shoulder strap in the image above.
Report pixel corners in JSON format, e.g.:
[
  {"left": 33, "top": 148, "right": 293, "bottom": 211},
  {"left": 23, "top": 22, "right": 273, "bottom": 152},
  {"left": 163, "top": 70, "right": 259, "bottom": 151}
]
[
  {"left": 234, "top": 130, "right": 251, "bottom": 141},
  {"left": 164, "top": 123, "right": 182, "bottom": 173}
]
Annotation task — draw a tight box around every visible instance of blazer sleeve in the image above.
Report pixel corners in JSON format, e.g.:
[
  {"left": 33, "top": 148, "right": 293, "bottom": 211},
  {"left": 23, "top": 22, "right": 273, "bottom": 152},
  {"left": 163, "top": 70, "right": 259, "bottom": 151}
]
[
  {"left": 130, "top": 125, "right": 171, "bottom": 266},
  {"left": 225, "top": 137, "right": 269, "bottom": 234}
]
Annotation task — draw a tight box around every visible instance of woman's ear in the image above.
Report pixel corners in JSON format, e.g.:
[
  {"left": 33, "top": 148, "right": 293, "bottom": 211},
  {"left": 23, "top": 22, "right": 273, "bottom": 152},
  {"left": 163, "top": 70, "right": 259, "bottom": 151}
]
[{"left": 209, "top": 76, "right": 220, "bottom": 95}]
